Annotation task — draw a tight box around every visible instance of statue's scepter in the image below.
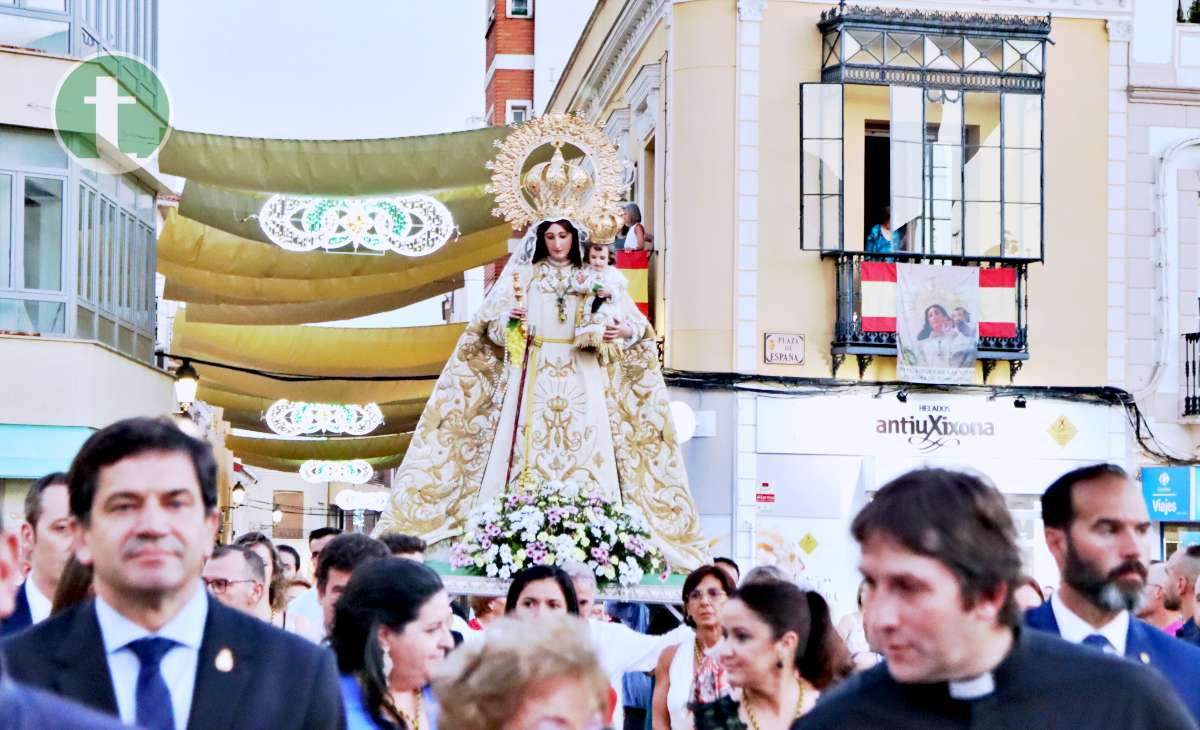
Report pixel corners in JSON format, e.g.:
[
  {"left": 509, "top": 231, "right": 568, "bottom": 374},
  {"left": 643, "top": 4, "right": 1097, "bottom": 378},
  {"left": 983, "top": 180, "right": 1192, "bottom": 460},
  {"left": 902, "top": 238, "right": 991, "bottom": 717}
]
[{"left": 504, "top": 269, "right": 534, "bottom": 489}]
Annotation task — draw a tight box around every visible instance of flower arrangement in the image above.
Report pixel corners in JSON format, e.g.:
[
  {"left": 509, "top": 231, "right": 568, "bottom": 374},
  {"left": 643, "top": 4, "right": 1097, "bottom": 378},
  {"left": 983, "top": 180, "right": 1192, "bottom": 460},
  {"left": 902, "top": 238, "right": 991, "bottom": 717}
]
[{"left": 449, "top": 478, "right": 667, "bottom": 588}]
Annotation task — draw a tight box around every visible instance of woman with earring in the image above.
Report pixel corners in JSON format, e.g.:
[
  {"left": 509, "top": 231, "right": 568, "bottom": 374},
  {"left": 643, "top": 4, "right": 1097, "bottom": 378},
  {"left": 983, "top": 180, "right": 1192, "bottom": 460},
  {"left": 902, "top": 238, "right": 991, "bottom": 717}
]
[
  {"left": 694, "top": 581, "right": 853, "bottom": 729},
  {"left": 652, "top": 565, "right": 736, "bottom": 730},
  {"left": 330, "top": 558, "right": 456, "bottom": 730}
]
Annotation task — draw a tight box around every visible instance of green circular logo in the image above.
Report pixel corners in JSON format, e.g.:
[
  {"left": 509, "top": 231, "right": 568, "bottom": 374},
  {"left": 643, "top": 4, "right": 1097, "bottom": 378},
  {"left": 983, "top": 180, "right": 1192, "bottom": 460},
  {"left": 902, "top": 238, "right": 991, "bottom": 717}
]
[{"left": 52, "top": 52, "right": 171, "bottom": 174}]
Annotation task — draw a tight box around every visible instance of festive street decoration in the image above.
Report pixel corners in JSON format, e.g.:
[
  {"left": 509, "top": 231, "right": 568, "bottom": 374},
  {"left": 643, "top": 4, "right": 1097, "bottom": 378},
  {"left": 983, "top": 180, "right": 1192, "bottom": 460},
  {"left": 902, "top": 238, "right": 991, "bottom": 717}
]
[
  {"left": 258, "top": 193, "right": 455, "bottom": 255},
  {"left": 299, "top": 459, "right": 374, "bottom": 484},
  {"left": 450, "top": 477, "right": 667, "bottom": 588},
  {"left": 265, "top": 400, "right": 384, "bottom": 436}
]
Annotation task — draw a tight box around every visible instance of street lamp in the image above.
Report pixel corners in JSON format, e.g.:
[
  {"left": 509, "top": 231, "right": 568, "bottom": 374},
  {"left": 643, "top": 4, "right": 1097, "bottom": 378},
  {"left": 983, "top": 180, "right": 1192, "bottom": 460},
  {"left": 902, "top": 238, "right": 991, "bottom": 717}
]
[
  {"left": 230, "top": 481, "right": 246, "bottom": 506},
  {"left": 174, "top": 359, "right": 199, "bottom": 413}
]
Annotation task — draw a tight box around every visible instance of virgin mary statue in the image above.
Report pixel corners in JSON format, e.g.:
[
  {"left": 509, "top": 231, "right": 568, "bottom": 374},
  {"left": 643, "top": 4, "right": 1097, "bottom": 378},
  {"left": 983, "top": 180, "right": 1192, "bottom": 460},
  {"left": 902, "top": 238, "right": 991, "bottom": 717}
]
[{"left": 376, "top": 114, "right": 708, "bottom": 570}]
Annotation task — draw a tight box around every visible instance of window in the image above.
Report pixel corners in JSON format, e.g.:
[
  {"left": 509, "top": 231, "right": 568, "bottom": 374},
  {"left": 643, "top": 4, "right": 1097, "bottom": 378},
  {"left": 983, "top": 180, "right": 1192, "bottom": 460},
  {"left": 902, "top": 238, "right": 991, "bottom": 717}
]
[
  {"left": 0, "top": 175, "right": 11, "bottom": 289},
  {"left": 78, "top": 186, "right": 94, "bottom": 301},
  {"left": 803, "top": 9, "right": 1048, "bottom": 261},
  {"left": 507, "top": 100, "right": 533, "bottom": 124},
  {"left": 20, "top": 177, "right": 64, "bottom": 292},
  {"left": 508, "top": 0, "right": 532, "bottom": 19},
  {"left": 0, "top": 0, "right": 71, "bottom": 54}
]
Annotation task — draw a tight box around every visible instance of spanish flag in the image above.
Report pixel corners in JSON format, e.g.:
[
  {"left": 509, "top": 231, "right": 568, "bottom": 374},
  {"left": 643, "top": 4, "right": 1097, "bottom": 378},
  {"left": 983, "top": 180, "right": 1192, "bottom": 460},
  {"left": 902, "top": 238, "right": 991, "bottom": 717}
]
[
  {"left": 615, "top": 250, "right": 650, "bottom": 317},
  {"left": 860, "top": 262, "right": 1017, "bottom": 338}
]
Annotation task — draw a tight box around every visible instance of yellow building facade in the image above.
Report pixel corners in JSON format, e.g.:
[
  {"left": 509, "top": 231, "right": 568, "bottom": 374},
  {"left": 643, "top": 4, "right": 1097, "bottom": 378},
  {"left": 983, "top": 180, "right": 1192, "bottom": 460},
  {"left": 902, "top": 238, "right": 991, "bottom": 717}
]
[{"left": 550, "top": 0, "right": 1134, "bottom": 607}]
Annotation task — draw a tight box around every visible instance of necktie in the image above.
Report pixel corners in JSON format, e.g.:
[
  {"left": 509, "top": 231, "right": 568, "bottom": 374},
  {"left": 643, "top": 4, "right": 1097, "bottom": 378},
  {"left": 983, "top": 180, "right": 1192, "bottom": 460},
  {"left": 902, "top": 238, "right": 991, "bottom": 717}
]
[
  {"left": 127, "top": 636, "right": 179, "bottom": 730},
  {"left": 1082, "top": 633, "right": 1116, "bottom": 654}
]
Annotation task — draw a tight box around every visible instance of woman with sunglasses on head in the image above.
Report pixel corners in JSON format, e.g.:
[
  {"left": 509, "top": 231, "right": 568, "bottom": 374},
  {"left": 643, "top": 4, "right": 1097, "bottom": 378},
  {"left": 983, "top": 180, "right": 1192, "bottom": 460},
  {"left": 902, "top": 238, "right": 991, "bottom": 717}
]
[{"left": 652, "top": 564, "right": 736, "bottom": 730}]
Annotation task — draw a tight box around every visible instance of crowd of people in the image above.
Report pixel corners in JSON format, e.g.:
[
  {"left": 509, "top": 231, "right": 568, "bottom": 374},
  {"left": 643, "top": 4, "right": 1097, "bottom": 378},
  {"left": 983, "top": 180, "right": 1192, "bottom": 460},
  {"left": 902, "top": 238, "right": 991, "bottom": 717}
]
[{"left": 1, "top": 416, "right": 1200, "bottom": 728}]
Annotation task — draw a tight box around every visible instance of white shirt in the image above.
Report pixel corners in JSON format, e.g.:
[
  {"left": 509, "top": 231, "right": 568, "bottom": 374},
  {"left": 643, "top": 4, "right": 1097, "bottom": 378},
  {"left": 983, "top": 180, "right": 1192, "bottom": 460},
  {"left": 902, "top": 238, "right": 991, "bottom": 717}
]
[
  {"left": 23, "top": 573, "right": 52, "bottom": 625},
  {"left": 286, "top": 585, "right": 325, "bottom": 641},
  {"left": 588, "top": 619, "right": 691, "bottom": 729},
  {"left": 1050, "top": 592, "right": 1129, "bottom": 655},
  {"left": 94, "top": 582, "right": 208, "bottom": 730}
]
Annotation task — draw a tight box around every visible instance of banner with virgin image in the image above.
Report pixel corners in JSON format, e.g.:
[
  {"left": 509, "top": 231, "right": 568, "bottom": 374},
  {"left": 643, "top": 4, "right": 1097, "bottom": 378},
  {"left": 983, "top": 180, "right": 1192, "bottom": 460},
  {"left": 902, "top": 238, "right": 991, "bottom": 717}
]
[{"left": 896, "top": 263, "right": 980, "bottom": 384}]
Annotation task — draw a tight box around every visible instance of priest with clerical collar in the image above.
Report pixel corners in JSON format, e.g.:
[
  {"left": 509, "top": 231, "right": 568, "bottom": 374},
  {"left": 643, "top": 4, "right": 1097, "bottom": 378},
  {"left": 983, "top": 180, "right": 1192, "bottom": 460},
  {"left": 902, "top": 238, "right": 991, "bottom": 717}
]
[{"left": 795, "top": 468, "right": 1194, "bottom": 730}]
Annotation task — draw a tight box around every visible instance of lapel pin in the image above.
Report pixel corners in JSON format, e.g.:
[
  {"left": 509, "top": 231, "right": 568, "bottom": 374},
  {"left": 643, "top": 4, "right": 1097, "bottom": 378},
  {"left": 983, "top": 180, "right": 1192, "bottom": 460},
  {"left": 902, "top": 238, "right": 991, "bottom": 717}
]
[
  {"left": 215, "top": 647, "right": 234, "bottom": 673},
  {"left": 1139, "top": 652, "right": 1151, "bottom": 664}
]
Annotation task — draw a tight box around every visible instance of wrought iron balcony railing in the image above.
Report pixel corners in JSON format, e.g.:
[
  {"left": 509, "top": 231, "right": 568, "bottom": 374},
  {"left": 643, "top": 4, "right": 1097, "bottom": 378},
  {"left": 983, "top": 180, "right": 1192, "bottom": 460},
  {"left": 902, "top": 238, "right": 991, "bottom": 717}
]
[
  {"left": 829, "top": 251, "right": 1029, "bottom": 381},
  {"left": 1185, "top": 332, "right": 1200, "bottom": 417}
]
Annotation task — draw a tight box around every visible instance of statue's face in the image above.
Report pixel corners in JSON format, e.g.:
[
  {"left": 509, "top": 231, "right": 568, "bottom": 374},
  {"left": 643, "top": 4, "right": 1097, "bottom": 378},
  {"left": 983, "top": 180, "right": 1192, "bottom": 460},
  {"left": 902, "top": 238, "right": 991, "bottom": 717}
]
[{"left": 544, "top": 223, "right": 574, "bottom": 263}]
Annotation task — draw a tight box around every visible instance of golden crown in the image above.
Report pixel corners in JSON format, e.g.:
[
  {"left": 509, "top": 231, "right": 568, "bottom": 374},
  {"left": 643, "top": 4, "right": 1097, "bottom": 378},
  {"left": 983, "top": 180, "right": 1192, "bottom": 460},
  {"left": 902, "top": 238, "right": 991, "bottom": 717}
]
[{"left": 486, "top": 113, "right": 626, "bottom": 233}]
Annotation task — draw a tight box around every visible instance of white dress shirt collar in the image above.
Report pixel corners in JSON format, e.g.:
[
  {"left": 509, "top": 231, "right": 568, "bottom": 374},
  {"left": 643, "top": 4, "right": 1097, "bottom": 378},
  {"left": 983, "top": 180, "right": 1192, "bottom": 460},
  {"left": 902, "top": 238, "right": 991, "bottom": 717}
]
[
  {"left": 94, "top": 580, "right": 209, "bottom": 655},
  {"left": 1050, "top": 592, "right": 1129, "bottom": 655},
  {"left": 23, "top": 572, "right": 52, "bottom": 625},
  {"left": 93, "top": 581, "right": 209, "bottom": 730}
]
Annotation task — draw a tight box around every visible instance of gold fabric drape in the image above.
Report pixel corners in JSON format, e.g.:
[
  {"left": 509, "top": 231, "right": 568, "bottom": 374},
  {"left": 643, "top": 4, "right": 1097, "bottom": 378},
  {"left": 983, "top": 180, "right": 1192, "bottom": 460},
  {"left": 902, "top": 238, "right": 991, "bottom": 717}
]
[{"left": 171, "top": 310, "right": 461, "bottom": 378}]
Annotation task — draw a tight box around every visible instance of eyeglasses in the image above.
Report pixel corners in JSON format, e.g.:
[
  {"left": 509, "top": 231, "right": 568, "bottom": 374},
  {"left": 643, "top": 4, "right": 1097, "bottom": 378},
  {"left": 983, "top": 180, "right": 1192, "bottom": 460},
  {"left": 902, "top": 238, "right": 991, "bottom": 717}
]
[
  {"left": 203, "top": 577, "right": 257, "bottom": 595},
  {"left": 687, "top": 588, "right": 727, "bottom": 603}
]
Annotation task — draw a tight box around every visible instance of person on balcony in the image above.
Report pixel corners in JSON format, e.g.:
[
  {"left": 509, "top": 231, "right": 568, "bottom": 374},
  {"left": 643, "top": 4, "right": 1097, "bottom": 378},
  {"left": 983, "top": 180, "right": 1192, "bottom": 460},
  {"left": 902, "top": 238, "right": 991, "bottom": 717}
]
[{"left": 865, "top": 206, "right": 902, "bottom": 255}]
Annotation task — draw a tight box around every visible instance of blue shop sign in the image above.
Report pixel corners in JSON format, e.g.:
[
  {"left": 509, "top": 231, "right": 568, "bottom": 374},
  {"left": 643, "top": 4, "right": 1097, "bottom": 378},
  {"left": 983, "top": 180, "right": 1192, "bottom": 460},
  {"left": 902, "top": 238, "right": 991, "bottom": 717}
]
[{"left": 1142, "top": 466, "right": 1193, "bottom": 521}]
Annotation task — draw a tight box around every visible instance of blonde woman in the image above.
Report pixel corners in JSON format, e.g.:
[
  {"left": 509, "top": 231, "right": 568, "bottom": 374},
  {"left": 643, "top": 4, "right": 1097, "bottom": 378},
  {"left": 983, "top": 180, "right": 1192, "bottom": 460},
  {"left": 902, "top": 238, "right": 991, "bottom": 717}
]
[{"left": 434, "top": 616, "right": 610, "bottom": 730}]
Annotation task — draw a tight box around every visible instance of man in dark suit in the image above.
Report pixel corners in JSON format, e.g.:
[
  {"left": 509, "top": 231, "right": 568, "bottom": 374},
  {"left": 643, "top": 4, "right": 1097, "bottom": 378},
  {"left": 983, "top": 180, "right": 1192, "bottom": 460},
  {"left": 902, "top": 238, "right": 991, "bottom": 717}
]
[
  {"left": 798, "top": 468, "right": 1193, "bottom": 730},
  {"left": 1025, "top": 463, "right": 1200, "bottom": 722},
  {"left": 0, "top": 417, "right": 343, "bottom": 730},
  {"left": 0, "top": 472, "right": 73, "bottom": 638}
]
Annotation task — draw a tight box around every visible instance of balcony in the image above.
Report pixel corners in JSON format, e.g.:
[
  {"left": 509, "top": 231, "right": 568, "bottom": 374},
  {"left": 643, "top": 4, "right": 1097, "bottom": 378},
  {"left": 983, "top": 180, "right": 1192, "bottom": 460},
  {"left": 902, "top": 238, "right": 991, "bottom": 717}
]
[
  {"left": 831, "top": 252, "right": 1029, "bottom": 381},
  {"left": 1185, "top": 332, "right": 1200, "bottom": 417}
]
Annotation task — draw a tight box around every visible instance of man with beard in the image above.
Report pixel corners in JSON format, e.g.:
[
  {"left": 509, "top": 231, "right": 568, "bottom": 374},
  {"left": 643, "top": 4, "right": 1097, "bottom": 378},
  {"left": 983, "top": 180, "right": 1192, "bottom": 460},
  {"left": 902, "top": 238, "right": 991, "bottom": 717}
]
[
  {"left": 1026, "top": 463, "right": 1200, "bottom": 721},
  {"left": 796, "top": 468, "right": 1193, "bottom": 730},
  {"left": 1165, "top": 544, "right": 1200, "bottom": 644}
]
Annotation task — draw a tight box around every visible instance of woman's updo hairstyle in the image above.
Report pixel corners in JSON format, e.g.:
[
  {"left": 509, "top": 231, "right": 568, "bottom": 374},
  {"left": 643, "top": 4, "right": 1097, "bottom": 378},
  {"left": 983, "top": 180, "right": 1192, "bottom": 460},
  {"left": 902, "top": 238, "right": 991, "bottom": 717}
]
[{"left": 730, "top": 581, "right": 853, "bottom": 690}]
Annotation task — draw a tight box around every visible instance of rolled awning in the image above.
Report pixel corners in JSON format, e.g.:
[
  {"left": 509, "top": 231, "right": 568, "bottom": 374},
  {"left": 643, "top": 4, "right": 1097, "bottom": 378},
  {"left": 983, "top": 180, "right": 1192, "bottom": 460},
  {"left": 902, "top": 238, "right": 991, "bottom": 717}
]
[
  {"left": 192, "top": 364, "right": 435, "bottom": 405},
  {"left": 237, "top": 452, "right": 407, "bottom": 473},
  {"left": 199, "top": 384, "right": 425, "bottom": 436},
  {"left": 171, "top": 309, "right": 462, "bottom": 378},
  {"left": 176, "top": 181, "right": 501, "bottom": 245},
  {"left": 158, "top": 126, "right": 511, "bottom": 196},
  {"left": 225, "top": 432, "right": 413, "bottom": 461}
]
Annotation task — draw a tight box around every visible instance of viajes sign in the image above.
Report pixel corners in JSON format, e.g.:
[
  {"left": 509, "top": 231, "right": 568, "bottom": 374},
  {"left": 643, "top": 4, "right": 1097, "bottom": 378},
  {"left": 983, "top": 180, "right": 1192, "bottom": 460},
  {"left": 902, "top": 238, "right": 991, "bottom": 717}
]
[
  {"left": 1140, "top": 467, "right": 1192, "bottom": 522},
  {"left": 757, "top": 392, "right": 1112, "bottom": 461}
]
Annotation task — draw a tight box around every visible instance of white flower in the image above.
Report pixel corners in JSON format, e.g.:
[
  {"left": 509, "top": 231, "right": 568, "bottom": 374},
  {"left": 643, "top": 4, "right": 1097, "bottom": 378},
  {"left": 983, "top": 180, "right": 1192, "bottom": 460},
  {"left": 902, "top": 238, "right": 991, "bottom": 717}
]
[
  {"left": 486, "top": 562, "right": 499, "bottom": 577},
  {"left": 486, "top": 544, "right": 500, "bottom": 560},
  {"left": 500, "top": 544, "right": 513, "bottom": 564},
  {"left": 561, "top": 481, "right": 580, "bottom": 500},
  {"left": 499, "top": 566, "right": 512, "bottom": 580}
]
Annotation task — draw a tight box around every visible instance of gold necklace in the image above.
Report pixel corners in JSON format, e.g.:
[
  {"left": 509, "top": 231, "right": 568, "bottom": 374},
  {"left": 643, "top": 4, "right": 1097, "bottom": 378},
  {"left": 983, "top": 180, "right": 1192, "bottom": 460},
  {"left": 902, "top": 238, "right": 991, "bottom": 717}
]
[
  {"left": 743, "top": 681, "right": 804, "bottom": 730},
  {"left": 393, "top": 689, "right": 422, "bottom": 730}
]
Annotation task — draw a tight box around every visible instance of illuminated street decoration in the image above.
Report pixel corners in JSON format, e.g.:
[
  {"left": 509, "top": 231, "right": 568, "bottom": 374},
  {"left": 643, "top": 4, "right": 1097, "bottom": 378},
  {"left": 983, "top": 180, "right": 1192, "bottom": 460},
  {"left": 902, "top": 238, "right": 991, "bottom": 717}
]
[
  {"left": 258, "top": 193, "right": 455, "bottom": 256},
  {"left": 300, "top": 459, "right": 374, "bottom": 484},
  {"left": 265, "top": 400, "right": 384, "bottom": 436}
]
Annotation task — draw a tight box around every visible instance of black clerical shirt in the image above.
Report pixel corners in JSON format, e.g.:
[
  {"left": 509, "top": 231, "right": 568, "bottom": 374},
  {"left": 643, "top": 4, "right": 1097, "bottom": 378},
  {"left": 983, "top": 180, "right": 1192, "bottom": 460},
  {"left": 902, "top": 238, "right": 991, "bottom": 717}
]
[{"left": 794, "top": 628, "right": 1196, "bottom": 730}]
